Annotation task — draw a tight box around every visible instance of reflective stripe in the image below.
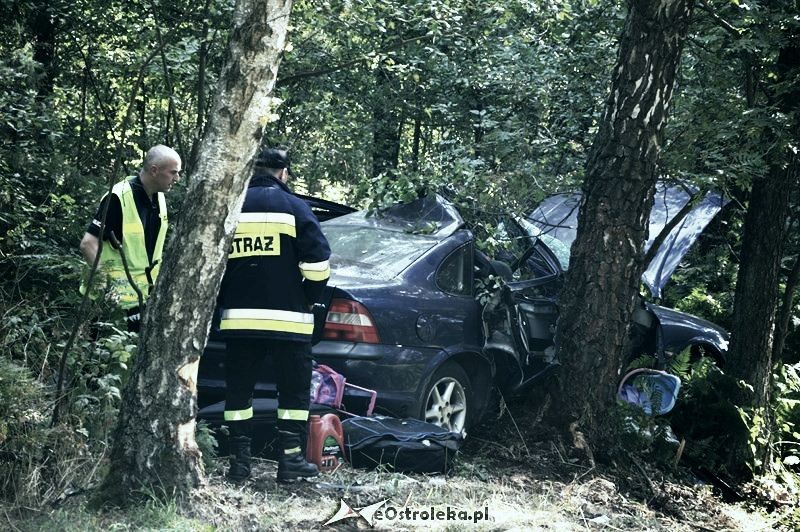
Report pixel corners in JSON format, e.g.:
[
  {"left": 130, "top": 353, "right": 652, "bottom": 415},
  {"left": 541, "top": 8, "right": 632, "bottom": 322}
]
[
  {"left": 236, "top": 221, "right": 295, "bottom": 238},
  {"left": 235, "top": 213, "right": 296, "bottom": 244},
  {"left": 220, "top": 319, "right": 314, "bottom": 334},
  {"left": 277, "top": 408, "right": 309, "bottom": 421},
  {"left": 222, "top": 308, "right": 313, "bottom": 322},
  {"left": 284, "top": 447, "right": 301, "bottom": 455},
  {"left": 240, "top": 212, "right": 295, "bottom": 226},
  {"left": 224, "top": 407, "right": 253, "bottom": 421},
  {"left": 299, "top": 260, "right": 331, "bottom": 281},
  {"left": 220, "top": 308, "right": 314, "bottom": 334}
]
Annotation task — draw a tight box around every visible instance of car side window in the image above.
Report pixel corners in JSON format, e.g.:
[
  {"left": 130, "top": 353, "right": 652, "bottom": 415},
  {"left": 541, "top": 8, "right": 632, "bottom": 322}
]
[{"left": 437, "top": 243, "right": 473, "bottom": 296}]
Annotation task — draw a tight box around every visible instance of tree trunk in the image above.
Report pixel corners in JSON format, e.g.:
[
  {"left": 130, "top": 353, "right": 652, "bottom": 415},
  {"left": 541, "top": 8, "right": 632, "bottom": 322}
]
[
  {"left": 553, "top": 0, "right": 693, "bottom": 443},
  {"left": 29, "top": 1, "right": 56, "bottom": 97},
  {"left": 728, "top": 168, "right": 793, "bottom": 396},
  {"left": 411, "top": 117, "right": 421, "bottom": 172},
  {"left": 100, "top": 0, "right": 293, "bottom": 503},
  {"left": 773, "top": 250, "right": 800, "bottom": 364},
  {"left": 726, "top": 43, "right": 799, "bottom": 478},
  {"left": 371, "top": 66, "right": 401, "bottom": 178},
  {"left": 725, "top": 160, "right": 794, "bottom": 476},
  {"left": 187, "top": 0, "right": 213, "bottom": 177}
]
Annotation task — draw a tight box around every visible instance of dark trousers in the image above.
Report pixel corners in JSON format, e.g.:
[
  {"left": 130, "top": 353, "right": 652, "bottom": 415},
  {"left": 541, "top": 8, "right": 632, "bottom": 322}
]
[{"left": 224, "top": 338, "right": 312, "bottom": 437}]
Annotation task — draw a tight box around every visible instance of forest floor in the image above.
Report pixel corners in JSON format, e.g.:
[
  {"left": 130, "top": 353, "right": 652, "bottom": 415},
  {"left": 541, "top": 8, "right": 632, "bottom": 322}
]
[{"left": 5, "top": 400, "right": 796, "bottom": 531}]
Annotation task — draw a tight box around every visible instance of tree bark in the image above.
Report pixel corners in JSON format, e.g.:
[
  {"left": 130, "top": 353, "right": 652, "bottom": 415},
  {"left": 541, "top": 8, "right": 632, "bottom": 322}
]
[
  {"left": 100, "top": 0, "right": 293, "bottom": 503},
  {"left": 412, "top": 117, "right": 421, "bottom": 172},
  {"left": 728, "top": 167, "right": 793, "bottom": 397},
  {"left": 725, "top": 157, "right": 794, "bottom": 476},
  {"left": 372, "top": 65, "right": 401, "bottom": 178},
  {"left": 773, "top": 250, "right": 800, "bottom": 364},
  {"left": 726, "top": 42, "right": 799, "bottom": 477},
  {"left": 553, "top": 0, "right": 693, "bottom": 443},
  {"left": 29, "top": 1, "right": 56, "bottom": 97}
]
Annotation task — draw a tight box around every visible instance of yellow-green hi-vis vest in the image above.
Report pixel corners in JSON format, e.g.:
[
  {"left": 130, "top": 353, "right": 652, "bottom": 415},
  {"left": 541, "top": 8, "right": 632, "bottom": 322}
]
[{"left": 80, "top": 179, "right": 168, "bottom": 310}]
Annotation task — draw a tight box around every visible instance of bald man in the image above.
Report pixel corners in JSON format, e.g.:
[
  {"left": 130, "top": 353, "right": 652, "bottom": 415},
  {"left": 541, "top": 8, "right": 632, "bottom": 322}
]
[{"left": 79, "top": 145, "right": 181, "bottom": 331}]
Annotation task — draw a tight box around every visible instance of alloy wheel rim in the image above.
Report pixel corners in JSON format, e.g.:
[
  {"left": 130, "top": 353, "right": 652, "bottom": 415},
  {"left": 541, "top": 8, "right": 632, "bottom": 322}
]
[{"left": 424, "top": 376, "right": 467, "bottom": 433}]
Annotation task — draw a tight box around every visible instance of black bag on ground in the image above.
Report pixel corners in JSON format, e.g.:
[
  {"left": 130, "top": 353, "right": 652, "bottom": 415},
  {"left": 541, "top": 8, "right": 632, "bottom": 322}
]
[{"left": 342, "top": 416, "right": 462, "bottom": 473}]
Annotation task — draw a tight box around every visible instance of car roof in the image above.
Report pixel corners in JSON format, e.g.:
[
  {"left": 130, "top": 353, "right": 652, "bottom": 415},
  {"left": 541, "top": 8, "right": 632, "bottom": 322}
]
[{"left": 323, "top": 193, "right": 464, "bottom": 239}]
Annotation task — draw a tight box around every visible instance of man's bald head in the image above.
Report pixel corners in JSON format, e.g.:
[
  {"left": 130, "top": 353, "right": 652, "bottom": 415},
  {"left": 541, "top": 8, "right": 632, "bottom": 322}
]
[
  {"left": 143, "top": 145, "right": 181, "bottom": 171},
  {"left": 140, "top": 145, "right": 182, "bottom": 196}
]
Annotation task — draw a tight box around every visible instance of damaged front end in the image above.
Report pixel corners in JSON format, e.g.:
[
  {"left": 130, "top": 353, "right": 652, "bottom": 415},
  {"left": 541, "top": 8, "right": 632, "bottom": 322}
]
[{"left": 480, "top": 273, "right": 562, "bottom": 394}]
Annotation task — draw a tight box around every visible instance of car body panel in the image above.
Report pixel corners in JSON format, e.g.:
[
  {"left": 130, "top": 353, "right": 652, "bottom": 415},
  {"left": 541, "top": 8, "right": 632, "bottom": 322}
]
[
  {"left": 198, "top": 189, "right": 730, "bottom": 428},
  {"left": 526, "top": 182, "right": 728, "bottom": 298},
  {"left": 648, "top": 304, "right": 729, "bottom": 359}
]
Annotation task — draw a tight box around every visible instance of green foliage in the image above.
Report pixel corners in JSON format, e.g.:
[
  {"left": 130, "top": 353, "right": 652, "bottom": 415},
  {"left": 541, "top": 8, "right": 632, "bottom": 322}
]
[
  {"left": 66, "top": 324, "right": 137, "bottom": 439},
  {"left": 195, "top": 420, "right": 218, "bottom": 470},
  {"left": 603, "top": 402, "right": 681, "bottom": 467},
  {"left": 669, "top": 360, "right": 753, "bottom": 479},
  {"left": 662, "top": 233, "right": 737, "bottom": 332},
  {"left": 279, "top": 0, "right": 624, "bottom": 201},
  {"left": 0, "top": 356, "right": 93, "bottom": 507},
  {"left": 355, "top": 172, "right": 435, "bottom": 213},
  {"left": 626, "top": 354, "right": 657, "bottom": 372},
  {"left": 667, "top": 348, "right": 692, "bottom": 379},
  {"left": 0, "top": 0, "right": 797, "bottom": 512},
  {"left": 771, "top": 363, "right": 800, "bottom": 481},
  {"left": 669, "top": 358, "right": 800, "bottom": 492},
  {"left": 673, "top": 287, "right": 730, "bottom": 328},
  {"left": 23, "top": 496, "right": 210, "bottom": 531},
  {"left": 0, "top": 357, "right": 47, "bottom": 463}
]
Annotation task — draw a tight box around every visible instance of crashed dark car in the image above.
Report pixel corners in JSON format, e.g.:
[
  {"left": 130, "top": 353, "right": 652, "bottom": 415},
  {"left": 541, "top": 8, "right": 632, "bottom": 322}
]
[{"left": 198, "top": 184, "right": 729, "bottom": 435}]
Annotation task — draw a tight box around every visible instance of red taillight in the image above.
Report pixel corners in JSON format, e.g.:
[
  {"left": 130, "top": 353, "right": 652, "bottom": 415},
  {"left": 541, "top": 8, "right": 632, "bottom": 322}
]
[{"left": 322, "top": 298, "right": 381, "bottom": 343}]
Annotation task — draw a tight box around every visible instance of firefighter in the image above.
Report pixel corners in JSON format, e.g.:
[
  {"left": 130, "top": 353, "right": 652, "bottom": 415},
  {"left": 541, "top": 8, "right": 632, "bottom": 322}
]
[
  {"left": 79, "top": 145, "right": 181, "bottom": 332},
  {"left": 218, "top": 147, "right": 331, "bottom": 483}
]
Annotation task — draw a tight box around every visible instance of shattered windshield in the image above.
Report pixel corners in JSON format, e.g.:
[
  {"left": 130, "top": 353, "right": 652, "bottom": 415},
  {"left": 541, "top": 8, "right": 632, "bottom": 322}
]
[
  {"left": 322, "top": 224, "right": 438, "bottom": 280},
  {"left": 516, "top": 217, "right": 572, "bottom": 271},
  {"left": 525, "top": 183, "right": 727, "bottom": 298}
]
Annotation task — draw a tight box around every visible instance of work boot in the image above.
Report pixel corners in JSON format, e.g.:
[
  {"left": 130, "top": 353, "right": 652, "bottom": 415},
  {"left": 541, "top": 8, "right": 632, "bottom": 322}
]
[
  {"left": 277, "top": 430, "right": 319, "bottom": 482},
  {"left": 227, "top": 435, "right": 252, "bottom": 482}
]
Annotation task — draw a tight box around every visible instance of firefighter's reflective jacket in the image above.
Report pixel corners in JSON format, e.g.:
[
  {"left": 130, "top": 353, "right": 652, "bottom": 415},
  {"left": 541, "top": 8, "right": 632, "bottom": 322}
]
[
  {"left": 80, "top": 179, "right": 168, "bottom": 310},
  {"left": 218, "top": 174, "right": 331, "bottom": 342}
]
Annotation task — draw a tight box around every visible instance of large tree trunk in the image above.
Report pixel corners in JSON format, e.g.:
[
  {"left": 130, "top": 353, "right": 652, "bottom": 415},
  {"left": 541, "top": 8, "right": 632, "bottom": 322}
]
[
  {"left": 725, "top": 158, "right": 794, "bottom": 476},
  {"left": 100, "top": 0, "right": 293, "bottom": 503},
  {"left": 728, "top": 164, "right": 793, "bottom": 397},
  {"left": 725, "top": 43, "right": 799, "bottom": 478},
  {"left": 553, "top": 0, "right": 693, "bottom": 443}
]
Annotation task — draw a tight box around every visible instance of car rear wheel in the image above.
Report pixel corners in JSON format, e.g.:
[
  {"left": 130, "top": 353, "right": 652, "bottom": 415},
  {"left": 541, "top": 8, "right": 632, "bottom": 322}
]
[{"left": 420, "top": 362, "right": 470, "bottom": 435}]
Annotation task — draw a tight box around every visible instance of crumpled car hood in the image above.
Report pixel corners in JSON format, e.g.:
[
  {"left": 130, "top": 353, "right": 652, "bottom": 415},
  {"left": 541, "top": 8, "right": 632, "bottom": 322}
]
[{"left": 527, "top": 182, "right": 727, "bottom": 298}]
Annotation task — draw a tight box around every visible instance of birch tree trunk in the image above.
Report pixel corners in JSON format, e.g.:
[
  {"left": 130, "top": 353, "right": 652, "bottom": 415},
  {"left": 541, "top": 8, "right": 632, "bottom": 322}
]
[
  {"left": 100, "top": 0, "right": 293, "bottom": 502},
  {"left": 553, "top": 0, "right": 693, "bottom": 444}
]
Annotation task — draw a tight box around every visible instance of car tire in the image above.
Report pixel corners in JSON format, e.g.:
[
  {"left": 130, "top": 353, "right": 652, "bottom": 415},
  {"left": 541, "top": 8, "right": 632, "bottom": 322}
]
[{"left": 419, "top": 361, "right": 470, "bottom": 435}]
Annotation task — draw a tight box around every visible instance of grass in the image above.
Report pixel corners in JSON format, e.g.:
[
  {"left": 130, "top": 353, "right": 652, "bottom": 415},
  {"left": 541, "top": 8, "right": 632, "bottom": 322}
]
[
  {"left": 6, "top": 456, "right": 781, "bottom": 531},
  {"left": 2, "top": 402, "right": 795, "bottom": 531}
]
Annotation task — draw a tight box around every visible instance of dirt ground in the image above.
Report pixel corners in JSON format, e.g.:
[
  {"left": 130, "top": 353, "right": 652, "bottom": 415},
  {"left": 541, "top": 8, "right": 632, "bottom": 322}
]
[
  {"left": 9, "top": 400, "right": 795, "bottom": 531},
  {"left": 180, "top": 403, "right": 795, "bottom": 531}
]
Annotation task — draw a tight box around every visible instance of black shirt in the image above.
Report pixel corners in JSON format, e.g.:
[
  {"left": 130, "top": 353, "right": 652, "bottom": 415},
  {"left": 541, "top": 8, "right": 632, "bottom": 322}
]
[{"left": 86, "top": 176, "right": 161, "bottom": 262}]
